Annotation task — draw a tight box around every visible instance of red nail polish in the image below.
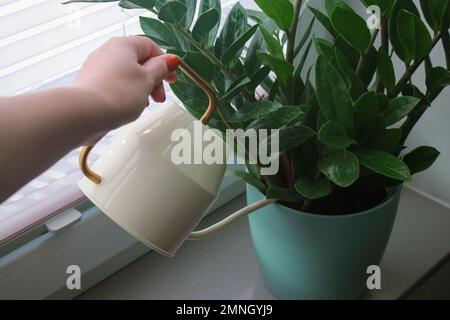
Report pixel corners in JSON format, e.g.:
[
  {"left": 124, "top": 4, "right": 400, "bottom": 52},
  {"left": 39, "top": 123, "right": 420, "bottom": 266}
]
[{"left": 166, "top": 56, "right": 181, "bottom": 72}]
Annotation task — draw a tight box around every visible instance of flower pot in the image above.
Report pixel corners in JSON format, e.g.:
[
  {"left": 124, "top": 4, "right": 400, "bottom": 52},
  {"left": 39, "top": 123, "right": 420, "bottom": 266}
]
[{"left": 247, "top": 184, "right": 401, "bottom": 299}]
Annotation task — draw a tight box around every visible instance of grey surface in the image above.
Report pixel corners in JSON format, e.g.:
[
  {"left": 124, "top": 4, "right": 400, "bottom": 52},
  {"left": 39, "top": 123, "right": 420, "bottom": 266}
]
[{"left": 78, "top": 187, "right": 450, "bottom": 300}]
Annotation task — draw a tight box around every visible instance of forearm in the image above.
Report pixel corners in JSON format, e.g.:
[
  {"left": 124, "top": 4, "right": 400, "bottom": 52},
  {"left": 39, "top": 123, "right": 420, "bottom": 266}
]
[{"left": 0, "top": 87, "right": 111, "bottom": 202}]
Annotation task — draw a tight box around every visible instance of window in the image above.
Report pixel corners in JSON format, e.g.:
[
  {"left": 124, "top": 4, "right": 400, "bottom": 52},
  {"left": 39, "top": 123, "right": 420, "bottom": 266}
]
[{"left": 0, "top": 0, "right": 239, "bottom": 245}]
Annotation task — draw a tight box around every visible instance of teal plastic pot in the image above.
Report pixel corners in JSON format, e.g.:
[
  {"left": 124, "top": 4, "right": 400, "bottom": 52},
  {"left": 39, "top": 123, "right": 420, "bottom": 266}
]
[{"left": 247, "top": 185, "right": 401, "bottom": 300}]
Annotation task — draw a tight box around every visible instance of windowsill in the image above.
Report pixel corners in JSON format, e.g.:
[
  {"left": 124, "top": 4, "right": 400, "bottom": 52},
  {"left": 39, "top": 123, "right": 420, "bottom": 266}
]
[{"left": 77, "top": 186, "right": 450, "bottom": 300}]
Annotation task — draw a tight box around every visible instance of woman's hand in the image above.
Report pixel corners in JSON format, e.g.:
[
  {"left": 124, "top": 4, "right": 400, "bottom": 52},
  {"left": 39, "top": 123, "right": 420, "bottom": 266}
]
[{"left": 74, "top": 36, "right": 180, "bottom": 129}]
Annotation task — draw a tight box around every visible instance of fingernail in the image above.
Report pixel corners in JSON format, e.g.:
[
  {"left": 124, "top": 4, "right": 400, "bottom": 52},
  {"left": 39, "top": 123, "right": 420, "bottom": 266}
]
[{"left": 166, "top": 56, "right": 181, "bottom": 72}]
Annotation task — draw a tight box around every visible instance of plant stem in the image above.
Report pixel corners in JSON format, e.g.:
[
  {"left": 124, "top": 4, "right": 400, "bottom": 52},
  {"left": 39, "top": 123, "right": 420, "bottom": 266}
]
[
  {"left": 376, "top": 17, "right": 389, "bottom": 93},
  {"left": 388, "top": 32, "right": 442, "bottom": 98},
  {"left": 286, "top": 0, "right": 303, "bottom": 65},
  {"left": 442, "top": 30, "right": 450, "bottom": 70},
  {"left": 356, "top": 29, "right": 379, "bottom": 77}
]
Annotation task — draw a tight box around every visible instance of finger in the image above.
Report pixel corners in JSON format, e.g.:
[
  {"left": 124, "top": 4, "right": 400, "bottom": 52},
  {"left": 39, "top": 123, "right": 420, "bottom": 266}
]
[
  {"left": 127, "top": 36, "right": 164, "bottom": 63},
  {"left": 150, "top": 82, "right": 166, "bottom": 103},
  {"left": 165, "top": 71, "right": 178, "bottom": 84},
  {"left": 143, "top": 54, "right": 181, "bottom": 85}
]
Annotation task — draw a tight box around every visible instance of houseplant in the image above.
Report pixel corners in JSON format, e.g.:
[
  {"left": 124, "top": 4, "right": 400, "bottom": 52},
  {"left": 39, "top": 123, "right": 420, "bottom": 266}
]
[{"left": 66, "top": 0, "right": 450, "bottom": 299}]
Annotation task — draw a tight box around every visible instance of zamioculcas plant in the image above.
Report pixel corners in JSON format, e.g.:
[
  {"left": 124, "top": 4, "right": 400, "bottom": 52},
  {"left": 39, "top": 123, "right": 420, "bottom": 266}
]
[{"left": 65, "top": 0, "right": 449, "bottom": 215}]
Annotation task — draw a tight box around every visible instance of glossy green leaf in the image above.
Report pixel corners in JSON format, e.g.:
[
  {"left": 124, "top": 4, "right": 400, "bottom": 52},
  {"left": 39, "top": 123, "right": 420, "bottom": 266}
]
[
  {"left": 384, "top": 96, "right": 421, "bottom": 126},
  {"left": 294, "top": 177, "right": 333, "bottom": 200},
  {"left": 254, "top": 0, "right": 294, "bottom": 31},
  {"left": 325, "top": 0, "right": 353, "bottom": 16},
  {"left": 221, "top": 24, "right": 259, "bottom": 65},
  {"left": 361, "top": 0, "right": 396, "bottom": 14},
  {"left": 257, "top": 52, "right": 294, "bottom": 84},
  {"left": 353, "top": 92, "right": 379, "bottom": 143},
  {"left": 192, "top": 8, "right": 220, "bottom": 44},
  {"left": 403, "top": 146, "right": 440, "bottom": 174},
  {"left": 199, "top": 0, "right": 221, "bottom": 46},
  {"left": 426, "top": 67, "right": 450, "bottom": 94},
  {"left": 140, "top": 16, "right": 179, "bottom": 49},
  {"left": 373, "top": 128, "right": 402, "bottom": 154},
  {"left": 420, "top": 0, "right": 449, "bottom": 32},
  {"left": 314, "top": 38, "right": 335, "bottom": 59},
  {"left": 377, "top": 48, "right": 396, "bottom": 92},
  {"left": 354, "top": 149, "right": 411, "bottom": 181},
  {"left": 266, "top": 186, "right": 304, "bottom": 202},
  {"left": 215, "top": 3, "right": 247, "bottom": 57},
  {"left": 397, "top": 10, "right": 433, "bottom": 61},
  {"left": 308, "top": 6, "right": 338, "bottom": 38},
  {"left": 318, "top": 121, "right": 356, "bottom": 149},
  {"left": 182, "top": 51, "right": 215, "bottom": 82},
  {"left": 389, "top": 0, "right": 420, "bottom": 63},
  {"left": 334, "top": 47, "right": 366, "bottom": 99},
  {"left": 247, "top": 107, "right": 305, "bottom": 130},
  {"left": 260, "top": 125, "right": 316, "bottom": 153},
  {"left": 315, "top": 55, "right": 354, "bottom": 133},
  {"left": 158, "top": 1, "right": 187, "bottom": 25},
  {"left": 229, "top": 101, "right": 278, "bottom": 123},
  {"left": 244, "top": 30, "right": 266, "bottom": 75},
  {"left": 260, "top": 26, "right": 284, "bottom": 59},
  {"left": 331, "top": 7, "right": 371, "bottom": 54},
  {"left": 318, "top": 150, "right": 360, "bottom": 187}
]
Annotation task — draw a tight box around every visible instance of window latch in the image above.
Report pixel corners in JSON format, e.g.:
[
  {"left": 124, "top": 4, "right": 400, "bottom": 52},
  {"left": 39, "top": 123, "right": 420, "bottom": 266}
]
[{"left": 45, "top": 208, "right": 82, "bottom": 233}]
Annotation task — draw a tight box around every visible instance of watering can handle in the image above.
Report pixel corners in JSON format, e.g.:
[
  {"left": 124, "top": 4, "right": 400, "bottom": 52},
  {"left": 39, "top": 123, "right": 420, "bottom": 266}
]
[{"left": 79, "top": 59, "right": 219, "bottom": 185}]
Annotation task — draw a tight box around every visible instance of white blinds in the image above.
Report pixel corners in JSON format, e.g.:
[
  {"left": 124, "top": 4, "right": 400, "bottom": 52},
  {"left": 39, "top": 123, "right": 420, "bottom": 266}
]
[{"left": 0, "top": 0, "right": 149, "bottom": 95}]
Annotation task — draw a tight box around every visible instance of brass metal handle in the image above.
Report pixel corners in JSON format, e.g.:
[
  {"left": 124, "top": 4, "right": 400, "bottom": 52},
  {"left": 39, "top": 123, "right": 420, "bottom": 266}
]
[{"left": 80, "top": 59, "right": 218, "bottom": 185}]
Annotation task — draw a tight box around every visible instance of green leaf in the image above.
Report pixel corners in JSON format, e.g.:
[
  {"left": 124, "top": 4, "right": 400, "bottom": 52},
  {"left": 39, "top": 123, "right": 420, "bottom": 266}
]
[
  {"left": 334, "top": 47, "right": 366, "bottom": 99},
  {"left": 158, "top": 1, "right": 187, "bottom": 25},
  {"left": 245, "top": 30, "right": 266, "bottom": 75},
  {"left": 260, "top": 26, "right": 284, "bottom": 59},
  {"left": 220, "top": 77, "right": 252, "bottom": 102},
  {"left": 229, "top": 101, "right": 278, "bottom": 123},
  {"left": 389, "top": 0, "right": 420, "bottom": 63},
  {"left": 361, "top": 0, "right": 396, "bottom": 15},
  {"left": 140, "top": 16, "right": 178, "bottom": 49},
  {"left": 372, "top": 128, "right": 402, "bottom": 154},
  {"left": 313, "top": 38, "right": 335, "bottom": 59},
  {"left": 192, "top": 8, "right": 220, "bottom": 44},
  {"left": 308, "top": 6, "right": 338, "bottom": 38},
  {"left": 248, "top": 66, "right": 271, "bottom": 91},
  {"left": 215, "top": 3, "right": 247, "bottom": 57},
  {"left": 354, "top": 149, "right": 411, "bottom": 181},
  {"left": 315, "top": 55, "right": 354, "bottom": 133},
  {"left": 294, "top": 177, "right": 333, "bottom": 200},
  {"left": 247, "top": 107, "right": 305, "bottom": 130},
  {"left": 377, "top": 48, "right": 396, "bottom": 92},
  {"left": 397, "top": 9, "right": 433, "bottom": 61},
  {"left": 254, "top": 0, "right": 294, "bottom": 31},
  {"left": 257, "top": 52, "right": 294, "bottom": 84},
  {"left": 221, "top": 24, "right": 259, "bottom": 66},
  {"left": 403, "top": 146, "right": 440, "bottom": 174},
  {"left": 420, "top": 0, "right": 449, "bottom": 32},
  {"left": 331, "top": 7, "right": 371, "bottom": 54},
  {"left": 294, "top": 17, "right": 315, "bottom": 58},
  {"left": 426, "top": 67, "right": 450, "bottom": 94},
  {"left": 266, "top": 186, "right": 304, "bottom": 202},
  {"left": 353, "top": 92, "right": 379, "bottom": 143},
  {"left": 318, "top": 150, "right": 360, "bottom": 188},
  {"left": 226, "top": 171, "right": 266, "bottom": 193},
  {"left": 260, "top": 125, "right": 316, "bottom": 153},
  {"left": 384, "top": 96, "right": 421, "bottom": 126},
  {"left": 318, "top": 121, "right": 356, "bottom": 149},
  {"left": 325, "top": 0, "right": 353, "bottom": 16},
  {"left": 182, "top": 51, "right": 215, "bottom": 82},
  {"left": 199, "top": 0, "right": 221, "bottom": 47},
  {"left": 119, "top": 0, "right": 155, "bottom": 9}
]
